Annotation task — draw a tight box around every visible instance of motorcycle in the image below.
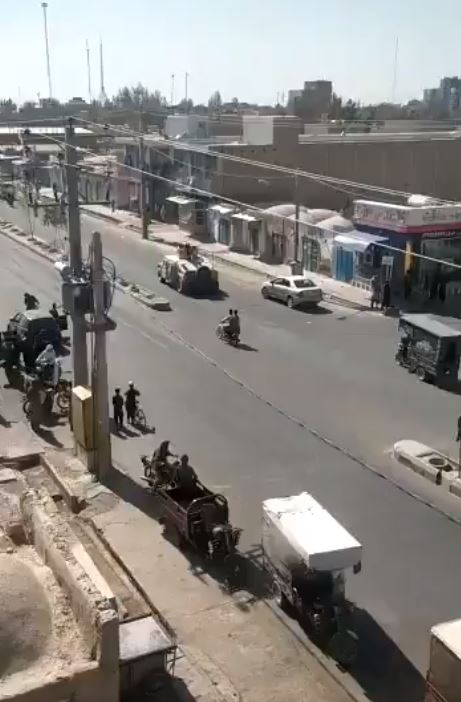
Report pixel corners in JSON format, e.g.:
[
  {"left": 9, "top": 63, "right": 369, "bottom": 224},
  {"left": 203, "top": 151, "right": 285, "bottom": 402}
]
[{"left": 216, "top": 324, "right": 240, "bottom": 347}]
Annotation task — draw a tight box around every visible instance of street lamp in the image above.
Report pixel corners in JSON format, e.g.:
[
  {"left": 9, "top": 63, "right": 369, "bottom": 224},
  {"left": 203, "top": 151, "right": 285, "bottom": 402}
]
[{"left": 41, "top": 2, "right": 53, "bottom": 99}]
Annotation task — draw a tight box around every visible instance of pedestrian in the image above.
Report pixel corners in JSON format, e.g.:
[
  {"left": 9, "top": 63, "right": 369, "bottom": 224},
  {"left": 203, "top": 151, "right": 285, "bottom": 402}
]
[
  {"left": 112, "top": 388, "right": 124, "bottom": 430},
  {"left": 381, "top": 280, "right": 391, "bottom": 312},
  {"left": 370, "top": 275, "right": 380, "bottom": 310},
  {"left": 403, "top": 270, "right": 412, "bottom": 301},
  {"left": 125, "top": 381, "right": 140, "bottom": 424},
  {"left": 438, "top": 281, "right": 446, "bottom": 303}
]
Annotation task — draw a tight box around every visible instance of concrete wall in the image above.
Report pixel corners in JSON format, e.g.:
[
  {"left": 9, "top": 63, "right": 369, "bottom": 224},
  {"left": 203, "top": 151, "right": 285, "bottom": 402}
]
[
  {"left": 214, "top": 136, "right": 461, "bottom": 210},
  {"left": 243, "top": 116, "right": 275, "bottom": 145},
  {"left": 20, "top": 490, "right": 119, "bottom": 702}
]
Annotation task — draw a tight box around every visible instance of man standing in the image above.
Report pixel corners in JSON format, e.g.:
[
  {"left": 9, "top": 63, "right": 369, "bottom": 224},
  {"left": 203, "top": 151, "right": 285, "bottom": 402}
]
[
  {"left": 370, "top": 275, "right": 380, "bottom": 310},
  {"left": 125, "top": 381, "right": 140, "bottom": 424},
  {"left": 381, "top": 280, "right": 391, "bottom": 313},
  {"left": 112, "top": 388, "right": 124, "bottom": 430}
]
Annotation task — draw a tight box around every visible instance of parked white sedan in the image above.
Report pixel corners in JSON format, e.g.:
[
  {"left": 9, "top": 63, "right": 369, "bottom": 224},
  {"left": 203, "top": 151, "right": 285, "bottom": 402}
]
[{"left": 261, "top": 275, "right": 323, "bottom": 308}]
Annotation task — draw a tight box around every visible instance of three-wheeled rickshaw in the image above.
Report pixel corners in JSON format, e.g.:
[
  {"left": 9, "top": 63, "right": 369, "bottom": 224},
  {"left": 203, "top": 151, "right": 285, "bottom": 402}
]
[
  {"left": 262, "top": 492, "right": 362, "bottom": 667},
  {"left": 395, "top": 314, "right": 461, "bottom": 385},
  {"left": 141, "top": 450, "right": 241, "bottom": 565}
]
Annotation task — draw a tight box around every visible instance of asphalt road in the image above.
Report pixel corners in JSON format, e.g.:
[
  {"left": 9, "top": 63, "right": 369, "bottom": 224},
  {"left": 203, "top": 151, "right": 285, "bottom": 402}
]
[{"left": 2, "top": 231, "right": 461, "bottom": 701}]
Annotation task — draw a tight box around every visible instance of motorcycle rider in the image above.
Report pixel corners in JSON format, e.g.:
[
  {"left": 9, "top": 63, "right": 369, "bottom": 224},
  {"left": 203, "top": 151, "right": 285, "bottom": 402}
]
[
  {"left": 220, "top": 309, "right": 233, "bottom": 336},
  {"left": 231, "top": 310, "right": 240, "bottom": 338},
  {"left": 24, "top": 292, "right": 39, "bottom": 310},
  {"left": 125, "top": 381, "right": 140, "bottom": 424},
  {"left": 49, "top": 303, "right": 59, "bottom": 320},
  {"left": 35, "top": 343, "right": 60, "bottom": 387}
]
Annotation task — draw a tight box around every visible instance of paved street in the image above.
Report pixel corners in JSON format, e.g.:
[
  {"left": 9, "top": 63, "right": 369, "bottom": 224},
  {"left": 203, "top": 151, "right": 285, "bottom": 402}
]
[{"left": 2, "top": 204, "right": 461, "bottom": 699}]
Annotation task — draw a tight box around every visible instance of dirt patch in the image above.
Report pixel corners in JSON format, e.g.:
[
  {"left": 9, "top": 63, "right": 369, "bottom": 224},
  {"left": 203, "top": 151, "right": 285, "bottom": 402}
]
[{"left": 0, "top": 546, "right": 90, "bottom": 695}]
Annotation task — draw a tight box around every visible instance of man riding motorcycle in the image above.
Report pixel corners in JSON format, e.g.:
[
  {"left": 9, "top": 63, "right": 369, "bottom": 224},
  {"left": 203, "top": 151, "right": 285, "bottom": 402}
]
[
  {"left": 219, "top": 309, "right": 240, "bottom": 341},
  {"left": 24, "top": 293, "right": 39, "bottom": 310},
  {"left": 35, "top": 344, "right": 60, "bottom": 388}
]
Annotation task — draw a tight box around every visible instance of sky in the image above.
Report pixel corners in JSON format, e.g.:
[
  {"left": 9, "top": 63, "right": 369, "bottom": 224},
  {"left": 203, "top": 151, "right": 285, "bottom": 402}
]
[{"left": 1, "top": 0, "right": 461, "bottom": 107}]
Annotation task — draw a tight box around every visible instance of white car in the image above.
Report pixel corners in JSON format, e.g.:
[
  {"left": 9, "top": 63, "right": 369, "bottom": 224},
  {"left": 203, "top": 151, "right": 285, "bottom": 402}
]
[{"left": 261, "top": 275, "right": 323, "bottom": 308}]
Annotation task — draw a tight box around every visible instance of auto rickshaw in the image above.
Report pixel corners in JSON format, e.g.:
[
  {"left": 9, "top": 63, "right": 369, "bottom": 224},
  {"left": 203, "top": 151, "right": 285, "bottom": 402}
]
[{"left": 396, "top": 314, "right": 461, "bottom": 385}]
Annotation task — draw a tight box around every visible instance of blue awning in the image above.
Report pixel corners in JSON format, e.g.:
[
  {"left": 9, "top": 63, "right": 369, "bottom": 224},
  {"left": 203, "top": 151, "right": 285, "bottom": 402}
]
[{"left": 334, "top": 231, "right": 387, "bottom": 253}]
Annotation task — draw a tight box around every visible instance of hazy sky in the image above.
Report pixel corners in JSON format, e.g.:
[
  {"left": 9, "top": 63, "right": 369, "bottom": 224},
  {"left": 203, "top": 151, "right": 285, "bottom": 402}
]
[{"left": 1, "top": 0, "right": 460, "bottom": 106}]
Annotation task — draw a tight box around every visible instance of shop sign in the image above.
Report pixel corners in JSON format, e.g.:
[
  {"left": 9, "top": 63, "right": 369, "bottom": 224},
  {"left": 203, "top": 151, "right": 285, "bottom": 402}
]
[
  {"left": 354, "top": 200, "right": 461, "bottom": 231},
  {"left": 421, "top": 230, "right": 461, "bottom": 239}
]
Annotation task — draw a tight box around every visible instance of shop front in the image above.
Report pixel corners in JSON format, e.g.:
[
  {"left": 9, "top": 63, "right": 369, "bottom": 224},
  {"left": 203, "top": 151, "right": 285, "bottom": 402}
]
[{"left": 353, "top": 200, "right": 461, "bottom": 296}]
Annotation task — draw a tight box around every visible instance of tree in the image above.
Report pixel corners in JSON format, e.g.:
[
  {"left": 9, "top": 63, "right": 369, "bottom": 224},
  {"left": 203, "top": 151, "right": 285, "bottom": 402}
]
[
  {"left": 328, "top": 92, "right": 342, "bottom": 119},
  {"left": 112, "top": 84, "right": 167, "bottom": 112},
  {"left": 231, "top": 96, "right": 240, "bottom": 112},
  {"left": 341, "top": 99, "right": 359, "bottom": 122},
  {"left": 42, "top": 205, "right": 67, "bottom": 231},
  {"left": 178, "top": 98, "right": 194, "bottom": 113},
  {"left": 0, "top": 99, "right": 17, "bottom": 115},
  {"left": 208, "top": 90, "right": 222, "bottom": 112}
]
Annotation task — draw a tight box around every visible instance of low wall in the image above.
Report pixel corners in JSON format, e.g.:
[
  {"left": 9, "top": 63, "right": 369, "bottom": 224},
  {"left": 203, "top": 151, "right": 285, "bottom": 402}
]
[{"left": 20, "top": 490, "right": 119, "bottom": 702}]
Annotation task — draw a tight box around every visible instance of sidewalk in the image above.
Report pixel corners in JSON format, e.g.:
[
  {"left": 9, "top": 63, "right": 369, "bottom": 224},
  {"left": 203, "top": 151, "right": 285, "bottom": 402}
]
[
  {"left": 76, "top": 462, "right": 358, "bottom": 702},
  {"left": 79, "top": 202, "right": 372, "bottom": 311},
  {"left": 0, "top": 381, "right": 357, "bottom": 702}
]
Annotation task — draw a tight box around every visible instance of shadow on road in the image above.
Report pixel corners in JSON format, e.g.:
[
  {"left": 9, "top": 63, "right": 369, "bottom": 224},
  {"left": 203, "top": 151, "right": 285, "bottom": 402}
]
[
  {"left": 33, "top": 425, "right": 64, "bottom": 448},
  {"left": 299, "top": 304, "right": 332, "bottom": 316},
  {"left": 351, "top": 606, "right": 425, "bottom": 702},
  {"left": 104, "top": 464, "right": 271, "bottom": 602},
  {"left": 237, "top": 342, "right": 258, "bottom": 352}
]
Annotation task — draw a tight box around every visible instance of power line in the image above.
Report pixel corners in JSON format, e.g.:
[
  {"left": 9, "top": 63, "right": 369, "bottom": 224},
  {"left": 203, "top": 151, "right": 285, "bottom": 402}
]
[
  {"left": 34, "top": 131, "right": 461, "bottom": 273},
  {"left": 71, "top": 115, "right": 456, "bottom": 204}
]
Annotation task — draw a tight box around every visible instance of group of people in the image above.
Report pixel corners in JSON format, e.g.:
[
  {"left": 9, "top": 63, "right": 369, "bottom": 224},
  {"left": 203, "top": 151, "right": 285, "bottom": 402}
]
[
  {"left": 370, "top": 276, "right": 392, "bottom": 312},
  {"left": 112, "top": 382, "right": 140, "bottom": 430},
  {"left": 149, "top": 440, "right": 198, "bottom": 494},
  {"left": 220, "top": 309, "right": 240, "bottom": 338}
]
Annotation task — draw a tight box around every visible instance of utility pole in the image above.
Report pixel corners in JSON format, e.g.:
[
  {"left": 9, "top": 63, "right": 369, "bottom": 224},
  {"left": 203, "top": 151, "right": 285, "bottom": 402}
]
[
  {"left": 185, "top": 72, "right": 189, "bottom": 104},
  {"left": 170, "top": 73, "right": 175, "bottom": 107},
  {"left": 138, "top": 132, "right": 148, "bottom": 239},
  {"left": 90, "top": 231, "right": 111, "bottom": 481},
  {"left": 41, "top": 2, "right": 52, "bottom": 99},
  {"left": 65, "top": 120, "right": 89, "bottom": 386},
  {"left": 293, "top": 173, "right": 300, "bottom": 265},
  {"left": 457, "top": 414, "right": 461, "bottom": 479},
  {"left": 86, "top": 39, "right": 92, "bottom": 104}
]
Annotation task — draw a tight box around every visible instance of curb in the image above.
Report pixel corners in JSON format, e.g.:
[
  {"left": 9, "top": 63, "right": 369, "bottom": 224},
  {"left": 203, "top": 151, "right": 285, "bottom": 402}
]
[
  {"left": 393, "top": 440, "right": 460, "bottom": 494},
  {"left": 78, "top": 208, "right": 372, "bottom": 312},
  {"left": 80, "top": 206, "right": 123, "bottom": 225},
  {"left": 40, "top": 453, "right": 86, "bottom": 514},
  {"left": 0, "top": 225, "right": 171, "bottom": 315}
]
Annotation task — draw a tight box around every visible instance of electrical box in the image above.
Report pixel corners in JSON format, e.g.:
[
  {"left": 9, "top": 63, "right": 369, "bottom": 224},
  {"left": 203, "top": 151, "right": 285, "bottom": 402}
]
[{"left": 72, "top": 385, "right": 94, "bottom": 450}]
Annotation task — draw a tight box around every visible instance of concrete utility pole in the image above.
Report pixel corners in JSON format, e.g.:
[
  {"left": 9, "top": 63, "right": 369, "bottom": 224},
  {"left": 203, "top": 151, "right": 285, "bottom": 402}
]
[
  {"left": 185, "top": 72, "right": 189, "bottom": 104},
  {"left": 41, "top": 2, "right": 53, "bottom": 99},
  {"left": 294, "top": 173, "right": 300, "bottom": 263},
  {"left": 90, "top": 231, "right": 111, "bottom": 481},
  {"left": 86, "top": 39, "right": 92, "bottom": 104},
  {"left": 65, "top": 120, "right": 89, "bottom": 386},
  {"left": 170, "top": 73, "right": 175, "bottom": 107},
  {"left": 139, "top": 134, "right": 148, "bottom": 239}
]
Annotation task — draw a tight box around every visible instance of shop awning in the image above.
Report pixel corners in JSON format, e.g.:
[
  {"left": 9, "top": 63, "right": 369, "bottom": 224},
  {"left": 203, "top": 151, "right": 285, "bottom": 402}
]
[
  {"left": 209, "top": 204, "right": 235, "bottom": 215},
  {"left": 334, "top": 231, "right": 387, "bottom": 253},
  {"left": 166, "top": 195, "right": 196, "bottom": 206},
  {"left": 232, "top": 212, "right": 260, "bottom": 223}
]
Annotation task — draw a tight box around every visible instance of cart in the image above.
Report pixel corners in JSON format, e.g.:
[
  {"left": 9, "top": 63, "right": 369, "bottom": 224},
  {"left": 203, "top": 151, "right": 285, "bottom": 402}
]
[
  {"left": 262, "top": 492, "right": 362, "bottom": 667},
  {"left": 143, "top": 462, "right": 241, "bottom": 564}
]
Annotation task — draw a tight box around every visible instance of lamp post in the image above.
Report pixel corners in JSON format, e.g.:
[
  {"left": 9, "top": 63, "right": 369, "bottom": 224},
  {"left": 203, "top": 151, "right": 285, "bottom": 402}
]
[{"left": 41, "top": 2, "right": 53, "bottom": 99}]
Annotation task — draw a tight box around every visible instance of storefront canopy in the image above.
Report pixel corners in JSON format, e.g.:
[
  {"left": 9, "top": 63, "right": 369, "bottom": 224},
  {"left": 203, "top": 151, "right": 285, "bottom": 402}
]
[
  {"left": 334, "top": 231, "right": 387, "bottom": 253},
  {"left": 208, "top": 204, "right": 235, "bottom": 215},
  {"left": 166, "top": 196, "right": 196, "bottom": 206}
]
